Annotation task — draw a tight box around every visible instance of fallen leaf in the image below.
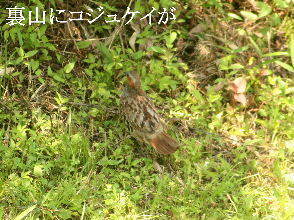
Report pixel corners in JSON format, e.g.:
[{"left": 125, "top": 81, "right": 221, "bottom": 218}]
[
  {"left": 229, "top": 77, "right": 247, "bottom": 93},
  {"left": 233, "top": 93, "right": 247, "bottom": 106},
  {"left": 228, "top": 77, "right": 248, "bottom": 106},
  {"left": 176, "top": 38, "right": 185, "bottom": 51},
  {"left": 189, "top": 24, "right": 207, "bottom": 36},
  {"left": 0, "top": 67, "right": 15, "bottom": 75},
  {"left": 214, "top": 81, "right": 226, "bottom": 92},
  {"left": 129, "top": 23, "right": 140, "bottom": 51},
  {"left": 153, "top": 161, "right": 164, "bottom": 173},
  {"left": 260, "top": 69, "right": 271, "bottom": 76},
  {"left": 129, "top": 32, "right": 139, "bottom": 51}
]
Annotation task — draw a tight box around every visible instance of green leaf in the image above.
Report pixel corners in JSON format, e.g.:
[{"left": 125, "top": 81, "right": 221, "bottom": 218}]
[
  {"left": 134, "top": 0, "right": 144, "bottom": 12},
  {"left": 148, "top": 46, "right": 166, "bottom": 54},
  {"left": 0, "top": 207, "right": 3, "bottom": 220},
  {"left": 244, "top": 139, "right": 263, "bottom": 146},
  {"left": 257, "top": 2, "right": 272, "bottom": 18},
  {"left": 47, "top": 66, "right": 53, "bottom": 76},
  {"left": 18, "top": 47, "right": 24, "bottom": 57},
  {"left": 219, "top": 55, "right": 233, "bottom": 70},
  {"left": 14, "top": 205, "right": 37, "bottom": 220},
  {"left": 240, "top": 11, "right": 258, "bottom": 20},
  {"left": 290, "top": 34, "right": 294, "bottom": 67},
  {"left": 35, "top": 69, "right": 42, "bottom": 76},
  {"left": 34, "top": 164, "right": 44, "bottom": 177},
  {"left": 4, "top": 30, "right": 9, "bottom": 41},
  {"left": 45, "top": 43, "right": 57, "bottom": 51},
  {"left": 25, "top": 50, "right": 38, "bottom": 58},
  {"left": 275, "top": 60, "right": 294, "bottom": 72},
  {"left": 77, "top": 41, "right": 92, "bottom": 49},
  {"left": 17, "top": 28, "right": 24, "bottom": 46},
  {"left": 166, "top": 32, "right": 177, "bottom": 48},
  {"left": 83, "top": 53, "right": 96, "bottom": 63},
  {"left": 273, "top": 0, "right": 289, "bottom": 9},
  {"left": 270, "top": 13, "right": 281, "bottom": 26},
  {"left": 53, "top": 74, "right": 65, "bottom": 82},
  {"left": 228, "top": 13, "right": 243, "bottom": 20},
  {"left": 64, "top": 62, "right": 75, "bottom": 73},
  {"left": 233, "top": 45, "right": 249, "bottom": 53},
  {"left": 160, "top": 0, "right": 174, "bottom": 8},
  {"left": 229, "top": 63, "right": 244, "bottom": 69},
  {"left": 55, "top": 92, "right": 69, "bottom": 104},
  {"left": 96, "top": 43, "right": 113, "bottom": 62},
  {"left": 133, "top": 51, "right": 144, "bottom": 60},
  {"left": 158, "top": 76, "right": 177, "bottom": 91},
  {"left": 38, "top": 25, "right": 47, "bottom": 38},
  {"left": 208, "top": 93, "right": 222, "bottom": 103},
  {"left": 97, "top": 87, "right": 111, "bottom": 98},
  {"left": 248, "top": 36, "right": 262, "bottom": 56},
  {"left": 263, "top": 51, "right": 289, "bottom": 57},
  {"left": 30, "top": 60, "right": 39, "bottom": 71}
]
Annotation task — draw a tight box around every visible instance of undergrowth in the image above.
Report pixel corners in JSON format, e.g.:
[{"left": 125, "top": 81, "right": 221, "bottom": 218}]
[{"left": 0, "top": 0, "right": 293, "bottom": 219}]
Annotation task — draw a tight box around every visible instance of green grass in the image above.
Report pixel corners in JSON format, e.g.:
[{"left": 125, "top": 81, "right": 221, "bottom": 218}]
[{"left": 0, "top": 0, "right": 293, "bottom": 219}]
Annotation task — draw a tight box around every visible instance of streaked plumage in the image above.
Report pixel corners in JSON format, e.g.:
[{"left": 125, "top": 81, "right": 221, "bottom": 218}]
[{"left": 121, "top": 71, "right": 179, "bottom": 154}]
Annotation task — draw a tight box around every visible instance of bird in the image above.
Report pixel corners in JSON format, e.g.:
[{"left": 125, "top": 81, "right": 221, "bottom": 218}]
[{"left": 120, "top": 71, "right": 179, "bottom": 154}]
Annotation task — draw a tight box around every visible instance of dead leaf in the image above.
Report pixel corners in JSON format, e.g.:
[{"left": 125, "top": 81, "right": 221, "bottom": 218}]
[
  {"left": 153, "top": 161, "right": 164, "bottom": 173},
  {"left": 189, "top": 24, "right": 207, "bottom": 36},
  {"left": 0, "top": 67, "right": 14, "bottom": 75},
  {"left": 176, "top": 38, "right": 185, "bottom": 51},
  {"left": 228, "top": 77, "right": 248, "bottom": 106},
  {"left": 214, "top": 81, "right": 226, "bottom": 92},
  {"left": 260, "top": 69, "right": 271, "bottom": 76},
  {"left": 233, "top": 93, "right": 247, "bottom": 106},
  {"left": 129, "top": 23, "right": 140, "bottom": 51},
  {"left": 227, "top": 42, "right": 238, "bottom": 50},
  {"left": 197, "top": 43, "right": 211, "bottom": 56},
  {"left": 129, "top": 32, "right": 139, "bottom": 51},
  {"left": 229, "top": 77, "right": 247, "bottom": 93}
]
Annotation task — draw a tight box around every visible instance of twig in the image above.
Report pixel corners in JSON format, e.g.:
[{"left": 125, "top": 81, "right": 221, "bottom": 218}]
[
  {"left": 67, "top": 102, "right": 100, "bottom": 108},
  {"left": 30, "top": 83, "right": 47, "bottom": 101},
  {"left": 66, "top": 22, "right": 80, "bottom": 52},
  {"left": 48, "top": 38, "right": 108, "bottom": 42},
  {"left": 106, "top": 0, "right": 134, "bottom": 48},
  {"left": 227, "top": 194, "right": 238, "bottom": 213}
]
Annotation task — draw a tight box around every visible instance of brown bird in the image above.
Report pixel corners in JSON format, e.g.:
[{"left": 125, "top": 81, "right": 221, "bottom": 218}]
[{"left": 120, "top": 71, "right": 179, "bottom": 154}]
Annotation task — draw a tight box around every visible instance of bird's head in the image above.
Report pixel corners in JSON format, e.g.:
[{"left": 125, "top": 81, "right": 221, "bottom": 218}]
[{"left": 126, "top": 71, "right": 142, "bottom": 90}]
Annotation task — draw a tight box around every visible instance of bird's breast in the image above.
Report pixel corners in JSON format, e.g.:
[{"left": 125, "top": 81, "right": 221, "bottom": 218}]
[{"left": 121, "top": 92, "right": 164, "bottom": 136}]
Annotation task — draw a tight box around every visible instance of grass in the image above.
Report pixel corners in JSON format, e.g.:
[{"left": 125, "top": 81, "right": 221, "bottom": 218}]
[{"left": 0, "top": 0, "right": 293, "bottom": 219}]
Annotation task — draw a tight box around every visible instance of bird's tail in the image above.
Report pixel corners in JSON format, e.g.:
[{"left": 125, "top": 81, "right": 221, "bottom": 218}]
[{"left": 150, "top": 132, "right": 179, "bottom": 154}]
